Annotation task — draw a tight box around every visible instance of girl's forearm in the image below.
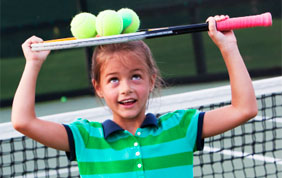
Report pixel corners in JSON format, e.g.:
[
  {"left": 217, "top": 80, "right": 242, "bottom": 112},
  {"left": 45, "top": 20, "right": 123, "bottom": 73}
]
[
  {"left": 12, "top": 62, "right": 42, "bottom": 129},
  {"left": 220, "top": 44, "right": 257, "bottom": 117}
]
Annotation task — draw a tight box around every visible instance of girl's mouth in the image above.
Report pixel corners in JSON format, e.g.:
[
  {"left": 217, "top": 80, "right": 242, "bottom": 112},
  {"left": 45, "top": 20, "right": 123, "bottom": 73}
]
[{"left": 118, "top": 99, "right": 137, "bottom": 105}]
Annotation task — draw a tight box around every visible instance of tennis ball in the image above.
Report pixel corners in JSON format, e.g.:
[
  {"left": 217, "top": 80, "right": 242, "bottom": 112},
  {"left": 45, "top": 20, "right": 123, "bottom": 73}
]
[
  {"left": 60, "top": 96, "right": 67, "bottom": 103},
  {"left": 96, "top": 10, "right": 123, "bottom": 36},
  {"left": 117, "top": 8, "right": 140, "bottom": 33},
  {"left": 70, "top": 12, "right": 97, "bottom": 39}
]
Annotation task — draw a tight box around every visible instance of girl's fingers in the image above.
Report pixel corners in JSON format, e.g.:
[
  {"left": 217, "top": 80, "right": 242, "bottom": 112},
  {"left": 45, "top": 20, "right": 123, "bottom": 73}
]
[
  {"left": 207, "top": 15, "right": 230, "bottom": 33},
  {"left": 29, "top": 36, "right": 43, "bottom": 44},
  {"left": 206, "top": 17, "right": 216, "bottom": 30},
  {"left": 22, "top": 36, "right": 43, "bottom": 49},
  {"left": 214, "top": 15, "right": 229, "bottom": 22}
]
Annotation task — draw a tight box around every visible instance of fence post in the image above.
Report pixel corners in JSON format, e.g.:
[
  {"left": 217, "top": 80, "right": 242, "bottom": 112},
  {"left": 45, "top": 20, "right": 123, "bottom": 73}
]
[{"left": 189, "top": 3, "right": 207, "bottom": 75}]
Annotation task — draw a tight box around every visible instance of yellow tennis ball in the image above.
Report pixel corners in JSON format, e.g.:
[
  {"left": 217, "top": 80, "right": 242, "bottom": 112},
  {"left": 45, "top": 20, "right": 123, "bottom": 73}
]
[
  {"left": 70, "top": 12, "right": 97, "bottom": 39},
  {"left": 117, "top": 8, "right": 140, "bottom": 33},
  {"left": 96, "top": 10, "right": 123, "bottom": 36}
]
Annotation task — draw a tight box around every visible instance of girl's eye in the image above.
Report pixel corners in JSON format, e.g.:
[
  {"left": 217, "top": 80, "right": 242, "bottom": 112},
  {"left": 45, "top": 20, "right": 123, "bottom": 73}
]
[
  {"left": 132, "top": 74, "right": 141, "bottom": 81},
  {"left": 109, "top": 78, "right": 119, "bottom": 84}
]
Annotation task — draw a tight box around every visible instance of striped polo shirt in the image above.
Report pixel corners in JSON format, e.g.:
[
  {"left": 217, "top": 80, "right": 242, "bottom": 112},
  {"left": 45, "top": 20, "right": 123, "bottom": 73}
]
[{"left": 64, "top": 109, "right": 205, "bottom": 177}]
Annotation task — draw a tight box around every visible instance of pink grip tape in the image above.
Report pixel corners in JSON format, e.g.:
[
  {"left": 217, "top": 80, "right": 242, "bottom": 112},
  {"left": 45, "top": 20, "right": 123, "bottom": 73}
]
[{"left": 216, "top": 12, "right": 272, "bottom": 31}]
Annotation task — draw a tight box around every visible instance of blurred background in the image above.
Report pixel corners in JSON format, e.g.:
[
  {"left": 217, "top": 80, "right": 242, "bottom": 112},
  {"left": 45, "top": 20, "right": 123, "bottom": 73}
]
[{"left": 0, "top": 0, "right": 281, "bottom": 108}]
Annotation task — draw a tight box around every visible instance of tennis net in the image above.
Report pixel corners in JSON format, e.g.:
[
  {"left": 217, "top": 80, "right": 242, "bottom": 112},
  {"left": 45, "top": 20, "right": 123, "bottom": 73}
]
[{"left": 1, "top": 77, "right": 281, "bottom": 177}]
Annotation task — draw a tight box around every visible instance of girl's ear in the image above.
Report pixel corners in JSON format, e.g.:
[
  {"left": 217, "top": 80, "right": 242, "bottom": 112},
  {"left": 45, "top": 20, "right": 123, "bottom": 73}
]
[
  {"left": 92, "top": 79, "right": 103, "bottom": 98},
  {"left": 150, "top": 74, "right": 157, "bottom": 92}
]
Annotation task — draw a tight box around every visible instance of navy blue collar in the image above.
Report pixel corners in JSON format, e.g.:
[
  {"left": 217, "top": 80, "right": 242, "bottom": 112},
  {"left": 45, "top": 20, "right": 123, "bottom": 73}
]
[{"left": 102, "top": 113, "right": 158, "bottom": 139}]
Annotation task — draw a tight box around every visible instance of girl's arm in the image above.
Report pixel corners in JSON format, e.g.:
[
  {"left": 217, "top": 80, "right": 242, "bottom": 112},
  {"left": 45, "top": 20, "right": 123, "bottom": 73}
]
[
  {"left": 11, "top": 36, "right": 69, "bottom": 151},
  {"left": 202, "top": 16, "right": 258, "bottom": 138}
]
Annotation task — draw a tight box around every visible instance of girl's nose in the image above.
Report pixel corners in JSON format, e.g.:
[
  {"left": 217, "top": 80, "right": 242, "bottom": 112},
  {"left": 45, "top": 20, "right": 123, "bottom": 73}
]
[{"left": 120, "top": 80, "right": 133, "bottom": 95}]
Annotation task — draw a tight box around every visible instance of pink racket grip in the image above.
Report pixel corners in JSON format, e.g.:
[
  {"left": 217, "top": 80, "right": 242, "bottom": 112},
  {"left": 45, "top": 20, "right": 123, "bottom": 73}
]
[{"left": 216, "top": 12, "right": 272, "bottom": 31}]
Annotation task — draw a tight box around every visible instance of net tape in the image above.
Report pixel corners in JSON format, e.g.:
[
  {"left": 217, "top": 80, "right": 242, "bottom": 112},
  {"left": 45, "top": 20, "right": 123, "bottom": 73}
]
[{"left": 1, "top": 77, "right": 281, "bottom": 177}]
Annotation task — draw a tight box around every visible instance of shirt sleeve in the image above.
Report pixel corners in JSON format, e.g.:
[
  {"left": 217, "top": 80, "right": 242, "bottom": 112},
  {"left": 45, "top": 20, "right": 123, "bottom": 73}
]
[
  {"left": 179, "top": 109, "right": 205, "bottom": 152},
  {"left": 63, "top": 124, "right": 76, "bottom": 161},
  {"left": 62, "top": 118, "right": 92, "bottom": 161},
  {"left": 195, "top": 112, "right": 205, "bottom": 151}
]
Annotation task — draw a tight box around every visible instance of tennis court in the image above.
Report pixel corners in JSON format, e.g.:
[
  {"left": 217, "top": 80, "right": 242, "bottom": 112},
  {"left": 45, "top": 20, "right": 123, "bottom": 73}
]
[{"left": 1, "top": 77, "right": 281, "bottom": 177}]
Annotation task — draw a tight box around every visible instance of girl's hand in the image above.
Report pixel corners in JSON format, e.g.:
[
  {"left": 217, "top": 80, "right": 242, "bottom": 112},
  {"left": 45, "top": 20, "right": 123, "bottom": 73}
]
[
  {"left": 22, "top": 36, "right": 50, "bottom": 66},
  {"left": 206, "top": 15, "right": 237, "bottom": 51}
]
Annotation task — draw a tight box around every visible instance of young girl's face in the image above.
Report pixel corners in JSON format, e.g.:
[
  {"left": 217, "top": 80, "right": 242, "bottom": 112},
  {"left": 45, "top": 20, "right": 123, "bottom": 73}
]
[{"left": 94, "top": 52, "right": 155, "bottom": 122}]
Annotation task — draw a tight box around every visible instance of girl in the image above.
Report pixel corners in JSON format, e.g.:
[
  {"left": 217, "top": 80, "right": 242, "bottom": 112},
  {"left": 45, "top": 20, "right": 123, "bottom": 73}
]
[{"left": 12, "top": 15, "right": 257, "bottom": 177}]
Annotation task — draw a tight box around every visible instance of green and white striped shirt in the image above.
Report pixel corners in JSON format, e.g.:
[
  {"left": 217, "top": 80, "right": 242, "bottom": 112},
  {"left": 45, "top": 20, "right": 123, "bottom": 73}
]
[{"left": 64, "top": 109, "right": 205, "bottom": 177}]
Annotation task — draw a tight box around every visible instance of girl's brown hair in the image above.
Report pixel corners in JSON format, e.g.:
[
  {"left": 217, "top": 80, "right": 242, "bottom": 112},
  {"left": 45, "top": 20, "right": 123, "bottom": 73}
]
[{"left": 91, "top": 41, "right": 163, "bottom": 94}]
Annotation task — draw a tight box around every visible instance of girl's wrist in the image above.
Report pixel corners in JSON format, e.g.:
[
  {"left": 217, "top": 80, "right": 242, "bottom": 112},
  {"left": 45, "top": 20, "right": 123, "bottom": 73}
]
[
  {"left": 25, "top": 60, "right": 43, "bottom": 71},
  {"left": 219, "top": 41, "right": 238, "bottom": 54}
]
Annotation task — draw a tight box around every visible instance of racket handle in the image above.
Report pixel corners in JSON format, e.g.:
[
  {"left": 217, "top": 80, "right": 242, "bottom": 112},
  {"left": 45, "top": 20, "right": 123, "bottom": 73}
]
[{"left": 216, "top": 12, "right": 272, "bottom": 31}]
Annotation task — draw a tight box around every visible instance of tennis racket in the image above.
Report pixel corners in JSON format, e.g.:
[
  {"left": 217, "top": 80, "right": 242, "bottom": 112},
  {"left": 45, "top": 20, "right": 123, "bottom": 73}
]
[{"left": 31, "top": 12, "right": 272, "bottom": 51}]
